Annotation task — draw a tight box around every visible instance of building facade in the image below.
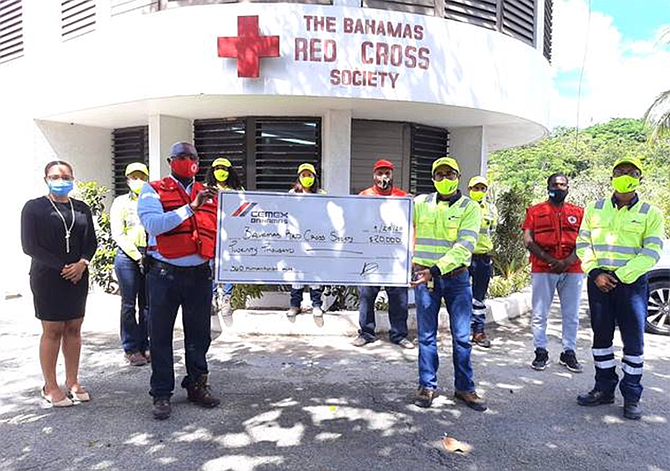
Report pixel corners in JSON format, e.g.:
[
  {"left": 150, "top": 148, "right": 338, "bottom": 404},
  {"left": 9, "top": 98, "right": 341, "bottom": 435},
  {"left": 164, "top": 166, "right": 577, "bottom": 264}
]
[{"left": 1, "top": 0, "right": 552, "bottom": 296}]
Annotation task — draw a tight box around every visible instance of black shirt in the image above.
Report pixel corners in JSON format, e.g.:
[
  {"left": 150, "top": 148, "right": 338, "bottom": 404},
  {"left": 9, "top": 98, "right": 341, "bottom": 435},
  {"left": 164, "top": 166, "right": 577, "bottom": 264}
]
[{"left": 21, "top": 197, "right": 98, "bottom": 273}]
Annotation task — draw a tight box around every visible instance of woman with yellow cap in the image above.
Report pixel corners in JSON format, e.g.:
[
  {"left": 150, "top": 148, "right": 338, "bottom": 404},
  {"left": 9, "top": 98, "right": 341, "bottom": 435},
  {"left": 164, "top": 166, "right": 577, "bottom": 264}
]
[
  {"left": 111, "top": 162, "right": 150, "bottom": 367},
  {"left": 287, "top": 163, "right": 325, "bottom": 321},
  {"left": 205, "top": 157, "right": 245, "bottom": 319}
]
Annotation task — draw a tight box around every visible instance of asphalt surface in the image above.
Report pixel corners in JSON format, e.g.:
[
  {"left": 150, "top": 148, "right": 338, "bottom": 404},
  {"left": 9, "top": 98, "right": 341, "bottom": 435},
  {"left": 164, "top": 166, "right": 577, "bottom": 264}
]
[{"left": 1, "top": 293, "right": 669, "bottom": 471}]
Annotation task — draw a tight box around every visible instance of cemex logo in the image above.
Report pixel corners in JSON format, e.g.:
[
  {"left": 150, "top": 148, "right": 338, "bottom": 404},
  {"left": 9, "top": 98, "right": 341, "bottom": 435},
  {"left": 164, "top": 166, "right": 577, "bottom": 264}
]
[
  {"left": 217, "top": 16, "right": 280, "bottom": 78},
  {"left": 232, "top": 202, "right": 289, "bottom": 224}
]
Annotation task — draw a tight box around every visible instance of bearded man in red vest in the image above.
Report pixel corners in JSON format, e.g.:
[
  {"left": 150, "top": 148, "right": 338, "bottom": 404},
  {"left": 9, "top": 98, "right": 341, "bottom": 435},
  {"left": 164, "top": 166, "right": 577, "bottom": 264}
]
[{"left": 138, "top": 142, "right": 220, "bottom": 420}]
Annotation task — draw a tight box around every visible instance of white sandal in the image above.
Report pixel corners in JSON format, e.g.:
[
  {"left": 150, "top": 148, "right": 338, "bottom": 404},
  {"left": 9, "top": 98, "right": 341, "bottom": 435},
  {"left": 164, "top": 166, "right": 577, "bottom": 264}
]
[
  {"left": 67, "top": 388, "right": 91, "bottom": 402},
  {"left": 41, "top": 387, "right": 74, "bottom": 407}
]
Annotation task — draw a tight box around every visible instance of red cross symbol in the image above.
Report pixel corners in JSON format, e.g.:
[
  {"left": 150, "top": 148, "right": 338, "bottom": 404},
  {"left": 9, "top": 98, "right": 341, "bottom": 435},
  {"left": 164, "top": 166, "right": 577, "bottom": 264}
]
[{"left": 217, "top": 16, "right": 280, "bottom": 78}]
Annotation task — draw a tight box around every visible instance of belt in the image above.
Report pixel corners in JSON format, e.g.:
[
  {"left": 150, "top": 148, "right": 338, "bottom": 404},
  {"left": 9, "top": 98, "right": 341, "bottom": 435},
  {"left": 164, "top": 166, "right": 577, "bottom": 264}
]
[
  {"left": 442, "top": 266, "right": 468, "bottom": 278},
  {"left": 146, "top": 257, "right": 210, "bottom": 274},
  {"left": 471, "top": 254, "right": 491, "bottom": 260}
]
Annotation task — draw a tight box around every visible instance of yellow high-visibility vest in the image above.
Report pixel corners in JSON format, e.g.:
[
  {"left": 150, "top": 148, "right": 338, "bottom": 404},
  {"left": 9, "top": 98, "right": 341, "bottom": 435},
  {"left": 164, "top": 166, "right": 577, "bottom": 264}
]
[
  {"left": 576, "top": 197, "right": 664, "bottom": 284},
  {"left": 474, "top": 200, "right": 497, "bottom": 255},
  {"left": 413, "top": 192, "right": 482, "bottom": 274},
  {"left": 110, "top": 192, "right": 147, "bottom": 261}
]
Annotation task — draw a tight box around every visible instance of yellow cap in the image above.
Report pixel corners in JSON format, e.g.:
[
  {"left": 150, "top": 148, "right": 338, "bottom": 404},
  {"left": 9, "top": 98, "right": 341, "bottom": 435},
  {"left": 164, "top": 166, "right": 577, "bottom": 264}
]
[
  {"left": 431, "top": 156, "right": 459, "bottom": 174},
  {"left": 212, "top": 157, "right": 232, "bottom": 168},
  {"left": 125, "top": 162, "right": 149, "bottom": 177},
  {"left": 298, "top": 163, "right": 317, "bottom": 175},
  {"left": 468, "top": 176, "right": 488, "bottom": 188},
  {"left": 613, "top": 156, "right": 643, "bottom": 173}
]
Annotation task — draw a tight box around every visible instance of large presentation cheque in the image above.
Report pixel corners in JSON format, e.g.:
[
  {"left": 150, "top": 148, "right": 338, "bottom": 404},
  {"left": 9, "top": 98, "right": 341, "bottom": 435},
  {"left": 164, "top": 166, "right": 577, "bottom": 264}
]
[{"left": 215, "top": 191, "right": 413, "bottom": 286}]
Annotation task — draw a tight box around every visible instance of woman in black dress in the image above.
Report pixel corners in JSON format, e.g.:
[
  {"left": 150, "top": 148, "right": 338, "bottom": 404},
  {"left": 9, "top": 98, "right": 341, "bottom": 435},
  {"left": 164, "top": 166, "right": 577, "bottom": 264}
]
[{"left": 21, "top": 161, "right": 97, "bottom": 407}]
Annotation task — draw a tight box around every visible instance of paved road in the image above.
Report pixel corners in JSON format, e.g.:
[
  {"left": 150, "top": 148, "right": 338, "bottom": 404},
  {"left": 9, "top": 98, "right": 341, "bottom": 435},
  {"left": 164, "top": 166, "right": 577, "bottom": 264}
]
[{"left": 1, "top": 293, "right": 669, "bottom": 471}]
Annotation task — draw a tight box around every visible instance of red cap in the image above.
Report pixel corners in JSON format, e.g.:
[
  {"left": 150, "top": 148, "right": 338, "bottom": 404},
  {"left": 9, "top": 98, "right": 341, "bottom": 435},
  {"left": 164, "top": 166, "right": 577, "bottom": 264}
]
[{"left": 373, "top": 159, "right": 394, "bottom": 171}]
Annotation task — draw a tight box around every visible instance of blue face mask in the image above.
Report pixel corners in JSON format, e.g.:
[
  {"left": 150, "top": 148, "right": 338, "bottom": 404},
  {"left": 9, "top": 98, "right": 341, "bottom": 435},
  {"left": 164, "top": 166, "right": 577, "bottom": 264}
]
[{"left": 48, "top": 179, "right": 74, "bottom": 197}]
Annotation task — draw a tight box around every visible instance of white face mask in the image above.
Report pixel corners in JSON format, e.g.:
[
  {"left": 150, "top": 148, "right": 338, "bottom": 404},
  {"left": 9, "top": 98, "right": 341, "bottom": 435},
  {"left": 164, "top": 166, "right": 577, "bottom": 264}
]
[{"left": 128, "top": 179, "right": 145, "bottom": 194}]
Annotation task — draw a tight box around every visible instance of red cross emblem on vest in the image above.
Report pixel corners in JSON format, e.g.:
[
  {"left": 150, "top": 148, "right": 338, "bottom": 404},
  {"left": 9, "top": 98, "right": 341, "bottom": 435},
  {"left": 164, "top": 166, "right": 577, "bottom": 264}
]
[{"left": 217, "top": 16, "right": 280, "bottom": 78}]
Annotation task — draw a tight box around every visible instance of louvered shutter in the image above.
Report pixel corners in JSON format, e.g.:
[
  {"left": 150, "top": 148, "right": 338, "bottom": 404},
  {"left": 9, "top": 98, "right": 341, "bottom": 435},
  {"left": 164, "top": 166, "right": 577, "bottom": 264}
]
[
  {"left": 62, "top": 0, "right": 96, "bottom": 40},
  {"left": 110, "top": 0, "right": 159, "bottom": 17},
  {"left": 410, "top": 124, "right": 449, "bottom": 195},
  {"left": 444, "top": 0, "right": 498, "bottom": 30},
  {"left": 501, "top": 0, "right": 535, "bottom": 46},
  {"left": 0, "top": 0, "right": 22, "bottom": 64},
  {"left": 112, "top": 126, "right": 149, "bottom": 196},
  {"left": 193, "top": 118, "right": 246, "bottom": 184},
  {"left": 543, "top": 0, "right": 552, "bottom": 61}
]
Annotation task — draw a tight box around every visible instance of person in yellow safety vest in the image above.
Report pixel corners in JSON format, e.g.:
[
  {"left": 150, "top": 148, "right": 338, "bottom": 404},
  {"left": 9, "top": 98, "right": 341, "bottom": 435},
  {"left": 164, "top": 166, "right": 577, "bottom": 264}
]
[
  {"left": 110, "top": 162, "right": 150, "bottom": 367},
  {"left": 411, "top": 156, "right": 487, "bottom": 411},
  {"left": 468, "top": 176, "right": 498, "bottom": 348},
  {"left": 576, "top": 156, "right": 664, "bottom": 421}
]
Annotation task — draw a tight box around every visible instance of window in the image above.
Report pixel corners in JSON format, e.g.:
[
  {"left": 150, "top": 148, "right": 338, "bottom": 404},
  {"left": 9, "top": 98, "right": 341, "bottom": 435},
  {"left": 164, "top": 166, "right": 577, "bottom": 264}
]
[
  {"left": 193, "top": 117, "right": 321, "bottom": 191},
  {"left": 543, "top": 0, "right": 552, "bottom": 62},
  {"left": 0, "top": 0, "right": 23, "bottom": 64},
  {"left": 410, "top": 124, "right": 450, "bottom": 195},
  {"left": 62, "top": 0, "right": 96, "bottom": 41},
  {"left": 112, "top": 126, "right": 149, "bottom": 196}
]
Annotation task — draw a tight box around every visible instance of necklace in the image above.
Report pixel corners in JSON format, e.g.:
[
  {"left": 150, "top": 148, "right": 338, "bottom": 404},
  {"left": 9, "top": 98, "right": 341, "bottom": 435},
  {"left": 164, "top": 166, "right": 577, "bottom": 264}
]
[{"left": 46, "top": 196, "right": 75, "bottom": 253}]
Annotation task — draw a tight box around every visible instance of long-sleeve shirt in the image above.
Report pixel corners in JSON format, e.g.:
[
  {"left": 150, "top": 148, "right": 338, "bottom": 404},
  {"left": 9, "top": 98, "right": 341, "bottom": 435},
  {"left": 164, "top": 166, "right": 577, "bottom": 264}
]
[
  {"left": 21, "top": 197, "right": 98, "bottom": 272},
  {"left": 110, "top": 192, "right": 146, "bottom": 261},
  {"left": 137, "top": 176, "right": 206, "bottom": 267}
]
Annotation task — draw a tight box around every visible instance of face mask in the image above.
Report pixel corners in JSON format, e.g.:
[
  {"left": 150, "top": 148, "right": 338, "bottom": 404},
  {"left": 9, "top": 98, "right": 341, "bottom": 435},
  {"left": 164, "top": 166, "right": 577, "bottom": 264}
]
[
  {"left": 128, "top": 179, "right": 145, "bottom": 194},
  {"left": 214, "top": 169, "right": 229, "bottom": 182},
  {"left": 170, "top": 158, "right": 199, "bottom": 178},
  {"left": 612, "top": 175, "right": 640, "bottom": 194},
  {"left": 375, "top": 175, "right": 392, "bottom": 191},
  {"left": 48, "top": 179, "right": 74, "bottom": 197},
  {"left": 300, "top": 176, "right": 315, "bottom": 188},
  {"left": 548, "top": 189, "right": 568, "bottom": 203},
  {"left": 469, "top": 190, "right": 486, "bottom": 202},
  {"left": 433, "top": 178, "right": 458, "bottom": 195}
]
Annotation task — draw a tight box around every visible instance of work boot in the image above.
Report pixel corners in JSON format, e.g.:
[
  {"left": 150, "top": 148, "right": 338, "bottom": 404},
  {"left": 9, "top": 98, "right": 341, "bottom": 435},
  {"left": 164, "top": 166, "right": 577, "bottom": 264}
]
[
  {"left": 414, "top": 388, "right": 438, "bottom": 408},
  {"left": 623, "top": 401, "right": 642, "bottom": 420},
  {"left": 185, "top": 374, "right": 221, "bottom": 409},
  {"left": 472, "top": 332, "right": 491, "bottom": 348},
  {"left": 454, "top": 390, "right": 488, "bottom": 412},
  {"left": 559, "top": 350, "right": 583, "bottom": 373},
  {"left": 577, "top": 388, "right": 615, "bottom": 406},
  {"left": 531, "top": 348, "right": 549, "bottom": 370},
  {"left": 220, "top": 294, "right": 233, "bottom": 318},
  {"left": 152, "top": 397, "right": 171, "bottom": 420}
]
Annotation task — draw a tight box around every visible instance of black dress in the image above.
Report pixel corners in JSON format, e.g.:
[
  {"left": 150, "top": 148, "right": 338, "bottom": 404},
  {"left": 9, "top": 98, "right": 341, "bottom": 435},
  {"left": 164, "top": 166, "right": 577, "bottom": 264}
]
[{"left": 21, "top": 197, "right": 98, "bottom": 321}]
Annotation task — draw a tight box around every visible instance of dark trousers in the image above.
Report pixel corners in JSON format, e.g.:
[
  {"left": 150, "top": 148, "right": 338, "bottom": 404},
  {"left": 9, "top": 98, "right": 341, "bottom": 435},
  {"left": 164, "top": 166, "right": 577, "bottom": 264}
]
[
  {"left": 358, "top": 286, "right": 408, "bottom": 343},
  {"left": 114, "top": 251, "right": 149, "bottom": 353},
  {"left": 146, "top": 262, "right": 212, "bottom": 398},
  {"left": 469, "top": 255, "right": 492, "bottom": 334},
  {"left": 588, "top": 272, "right": 648, "bottom": 402}
]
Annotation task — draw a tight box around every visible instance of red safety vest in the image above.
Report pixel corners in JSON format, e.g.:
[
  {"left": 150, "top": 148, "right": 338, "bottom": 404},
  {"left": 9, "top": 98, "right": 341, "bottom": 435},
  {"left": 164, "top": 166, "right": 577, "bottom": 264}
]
[
  {"left": 522, "top": 201, "right": 584, "bottom": 273},
  {"left": 150, "top": 177, "right": 217, "bottom": 260}
]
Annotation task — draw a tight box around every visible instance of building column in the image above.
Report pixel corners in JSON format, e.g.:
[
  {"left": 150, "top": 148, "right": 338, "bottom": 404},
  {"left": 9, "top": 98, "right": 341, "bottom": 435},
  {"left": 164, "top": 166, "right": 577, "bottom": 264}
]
[
  {"left": 449, "top": 126, "right": 488, "bottom": 192},
  {"left": 148, "top": 115, "right": 193, "bottom": 180},
  {"left": 322, "top": 109, "right": 352, "bottom": 195}
]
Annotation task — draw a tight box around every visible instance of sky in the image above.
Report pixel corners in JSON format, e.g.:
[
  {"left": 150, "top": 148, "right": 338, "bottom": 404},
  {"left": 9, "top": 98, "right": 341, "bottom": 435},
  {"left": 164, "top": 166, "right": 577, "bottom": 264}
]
[{"left": 549, "top": 0, "right": 670, "bottom": 129}]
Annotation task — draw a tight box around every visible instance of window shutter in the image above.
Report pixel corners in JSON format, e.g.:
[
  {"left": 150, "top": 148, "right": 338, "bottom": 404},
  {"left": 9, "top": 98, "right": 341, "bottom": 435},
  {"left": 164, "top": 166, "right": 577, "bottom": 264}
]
[
  {"left": 543, "top": 0, "right": 552, "bottom": 61},
  {"left": 112, "top": 126, "right": 149, "bottom": 196},
  {"left": 444, "top": 0, "right": 498, "bottom": 31},
  {"left": 0, "top": 0, "right": 23, "bottom": 64},
  {"left": 62, "top": 0, "right": 96, "bottom": 41},
  {"left": 193, "top": 118, "right": 246, "bottom": 184},
  {"left": 410, "top": 124, "right": 449, "bottom": 195},
  {"left": 501, "top": 0, "right": 535, "bottom": 46},
  {"left": 110, "top": 0, "right": 159, "bottom": 17}
]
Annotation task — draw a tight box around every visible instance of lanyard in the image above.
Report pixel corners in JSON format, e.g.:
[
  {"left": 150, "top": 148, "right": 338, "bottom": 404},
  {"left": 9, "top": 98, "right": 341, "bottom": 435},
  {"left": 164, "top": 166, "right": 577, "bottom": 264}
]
[{"left": 46, "top": 196, "right": 75, "bottom": 253}]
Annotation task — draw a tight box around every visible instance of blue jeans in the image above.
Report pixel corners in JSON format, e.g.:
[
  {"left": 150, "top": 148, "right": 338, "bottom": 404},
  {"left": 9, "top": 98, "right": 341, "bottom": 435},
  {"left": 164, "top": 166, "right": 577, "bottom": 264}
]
[
  {"left": 290, "top": 285, "right": 323, "bottom": 308},
  {"left": 114, "top": 251, "right": 149, "bottom": 353},
  {"left": 146, "top": 262, "right": 212, "bottom": 398},
  {"left": 358, "top": 286, "right": 408, "bottom": 343},
  {"left": 415, "top": 270, "right": 475, "bottom": 392},
  {"left": 469, "top": 255, "right": 492, "bottom": 334},
  {"left": 531, "top": 273, "right": 583, "bottom": 352},
  {"left": 587, "top": 272, "right": 647, "bottom": 402}
]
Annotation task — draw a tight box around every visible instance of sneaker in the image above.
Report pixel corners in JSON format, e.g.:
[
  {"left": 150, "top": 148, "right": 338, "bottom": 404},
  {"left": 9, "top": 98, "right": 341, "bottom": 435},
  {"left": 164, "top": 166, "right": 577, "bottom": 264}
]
[
  {"left": 220, "top": 294, "right": 233, "bottom": 317},
  {"left": 559, "top": 350, "right": 583, "bottom": 373},
  {"left": 472, "top": 332, "right": 491, "bottom": 348},
  {"left": 152, "top": 397, "right": 171, "bottom": 420},
  {"left": 454, "top": 390, "right": 488, "bottom": 412},
  {"left": 352, "top": 335, "right": 374, "bottom": 347},
  {"left": 312, "top": 306, "right": 323, "bottom": 318},
  {"left": 125, "top": 351, "right": 148, "bottom": 367},
  {"left": 531, "top": 348, "right": 549, "bottom": 370},
  {"left": 414, "top": 388, "right": 438, "bottom": 408},
  {"left": 623, "top": 401, "right": 642, "bottom": 420},
  {"left": 185, "top": 374, "right": 221, "bottom": 409},
  {"left": 396, "top": 338, "right": 415, "bottom": 350},
  {"left": 286, "top": 307, "right": 300, "bottom": 319},
  {"left": 577, "top": 388, "right": 615, "bottom": 406},
  {"left": 143, "top": 350, "right": 151, "bottom": 363}
]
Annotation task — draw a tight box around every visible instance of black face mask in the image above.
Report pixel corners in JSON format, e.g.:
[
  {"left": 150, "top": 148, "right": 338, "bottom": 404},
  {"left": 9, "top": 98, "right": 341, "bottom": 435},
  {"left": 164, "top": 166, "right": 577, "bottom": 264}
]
[{"left": 548, "top": 189, "right": 568, "bottom": 203}]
